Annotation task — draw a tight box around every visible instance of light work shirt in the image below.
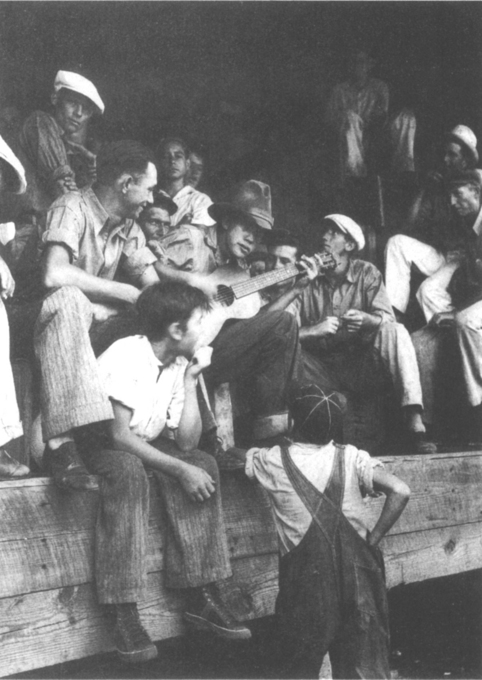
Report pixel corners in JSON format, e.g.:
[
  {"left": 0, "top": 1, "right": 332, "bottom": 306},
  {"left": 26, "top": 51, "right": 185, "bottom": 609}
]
[
  {"left": 43, "top": 187, "right": 157, "bottom": 282},
  {"left": 246, "top": 441, "right": 383, "bottom": 554},
  {"left": 97, "top": 335, "right": 188, "bottom": 441},
  {"left": 160, "top": 185, "right": 215, "bottom": 228}
]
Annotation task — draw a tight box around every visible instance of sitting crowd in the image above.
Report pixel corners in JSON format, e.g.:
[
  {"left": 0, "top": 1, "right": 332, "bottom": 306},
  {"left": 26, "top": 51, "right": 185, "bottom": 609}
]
[{"left": 1, "top": 67, "right": 480, "bottom": 677}]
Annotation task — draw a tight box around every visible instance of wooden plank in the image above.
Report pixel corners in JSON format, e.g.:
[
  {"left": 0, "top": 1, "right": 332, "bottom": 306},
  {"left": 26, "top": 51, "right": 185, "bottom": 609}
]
[{"left": 0, "top": 554, "right": 278, "bottom": 678}]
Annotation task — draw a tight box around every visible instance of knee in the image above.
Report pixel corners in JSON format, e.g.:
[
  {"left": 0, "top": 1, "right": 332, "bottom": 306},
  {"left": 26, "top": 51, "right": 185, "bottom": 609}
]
[
  {"left": 104, "top": 451, "right": 148, "bottom": 493},
  {"left": 40, "top": 286, "right": 91, "bottom": 320},
  {"left": 416, "top": 277, "right": 435, "bottom": 304},
  {"left": 191, "top": 449, "right": 220, "bottom": 481},
  {"left": 386, "top": 234, "right": 407, "bottom": 254},
  {"left": 271, "top": 311, "right": 298, "bottom": 340},
  {"left": 455, "top": 308, "right": 478, "bottom": 332}
]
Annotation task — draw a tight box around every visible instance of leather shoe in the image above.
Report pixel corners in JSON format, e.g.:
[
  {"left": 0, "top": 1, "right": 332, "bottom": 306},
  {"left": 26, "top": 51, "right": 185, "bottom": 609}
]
[
  {"left": 0, "top": 449, "right": 29, "bottom": 478},
  {"left": 44, "top": 441, "right": 98, "bottom": 491},
  {"left": 184, "top": 585, "right": 251, "bottom": 640}
]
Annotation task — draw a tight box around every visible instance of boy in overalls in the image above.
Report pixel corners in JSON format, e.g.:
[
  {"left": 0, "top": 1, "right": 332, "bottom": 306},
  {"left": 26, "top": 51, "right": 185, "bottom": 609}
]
[{"left": 245, "top": 385, "right": 410, "bottom": 679}]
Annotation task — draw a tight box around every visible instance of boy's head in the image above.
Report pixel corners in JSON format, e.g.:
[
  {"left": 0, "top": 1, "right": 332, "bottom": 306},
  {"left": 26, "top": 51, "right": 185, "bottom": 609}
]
[
  {"left": 156, "top": 137, "right": 190, "bottom": 184},
  {"left": 316, "top": 214, "right": 365, "bottom": 258},
  {"left": 139, "top": 193, "right": 178, "bottom": 240},
  {"left": 136, "top": 281, "right": 211, "bottom": 357},
  {"left": 290, "top": 384, "right": 346, "bottom": 444}
]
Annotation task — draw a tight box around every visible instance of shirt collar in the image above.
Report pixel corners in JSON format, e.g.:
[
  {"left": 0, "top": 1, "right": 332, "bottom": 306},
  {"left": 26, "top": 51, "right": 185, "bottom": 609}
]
[{"left": 325, "top": 259, "right": 356, "bottom": 288}]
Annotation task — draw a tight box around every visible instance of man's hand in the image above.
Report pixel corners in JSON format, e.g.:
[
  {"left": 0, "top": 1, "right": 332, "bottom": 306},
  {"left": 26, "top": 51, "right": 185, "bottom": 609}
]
[
  {"left": 293, "top": 255, "right": 320, "bottom": 291},
  {"left": 178, "top": 462, "right": 216, "bottom": 502},
  {"left": 308, "top": 316, "right": 340, "bottom": 337},
  {"left": 446, "top": 249, "right": 465, "bottom": 264},
  {"left": 341, "top": 309, "right": 379, "bottom": 333},
  {"left": 186, "top": 346, "right": 213, "bottom": 380},
  {"left": 429, "top": 311, "right": 456, "bottom": 327},
  {"left": 0, "top": 257, "right": 15, "bottom": 299}
]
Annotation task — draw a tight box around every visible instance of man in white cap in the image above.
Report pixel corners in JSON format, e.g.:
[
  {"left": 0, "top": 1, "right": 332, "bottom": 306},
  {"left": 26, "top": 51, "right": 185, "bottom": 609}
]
[
  {"left": 267, "top": 214, "right": 436, "bottom": 454},
  {"left": 385, "top": 125, "right": 479, "bottom": 323},
  {"left": 156, "top": 137, "right": 215, "bottom": 229},
  {"left": 0, "top": 135, "right": 30, "bottom": 477},
  {"left": 15, "top": 70, "right": 104, "bottom": 222}
]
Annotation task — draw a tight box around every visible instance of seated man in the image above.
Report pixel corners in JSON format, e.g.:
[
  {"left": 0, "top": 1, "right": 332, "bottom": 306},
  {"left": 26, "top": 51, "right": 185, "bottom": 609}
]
[
  {"left": 5, "top": 140, "right": 161, "bottom": 491},
  {"left": 245, "top": 384, "right": 410, "bottom": 679},
  {"left": 141, "top": 192, "right": 218, "bottom": 274},
  {"left": 0, "top": 135, "right": 30, "bottom": 477},
  {"left": 266, "top": 214, "right": 436, "bottom": 453},
  {"left": 82, "top": 280, "right": 250, "bottom": 663},
  {"left": 156, "top": 137, "right": 215, "bottom": 229},
  {"left": 412, "top": 171, "right": 482, "bottom": 438},
  {"left": 385, "top": 125, "right": 479, "bottom": 322},
  {"left": 152, "top": 180, "right": 300, "bottom": 443},
  {"left": 15, "top": 70, "right": 104, "bottom": 222},
  {"left": 186, "top": 147, "right": 206, "bottom": 190}
]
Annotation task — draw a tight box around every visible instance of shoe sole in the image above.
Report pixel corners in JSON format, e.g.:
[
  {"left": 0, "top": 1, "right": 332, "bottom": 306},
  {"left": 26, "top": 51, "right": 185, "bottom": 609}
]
[
  {"left": 184, "top": 612, "right": 251, "bottom": 640},
  {"left": 116, "top": 644, "right": 158, "bottom": 663}
]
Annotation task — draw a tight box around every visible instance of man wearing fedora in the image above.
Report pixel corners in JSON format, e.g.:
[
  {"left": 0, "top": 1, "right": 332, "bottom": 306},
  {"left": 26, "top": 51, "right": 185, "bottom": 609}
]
[
  {"left": 156, "top": 137, "right": 215, "bottom": 230},
  {"left": 14, "top": 70, "right": 104, "bottom": 223},
  {"left": 385, "top": 125, "right": 479, "bottom": 322},
  {"left": 267, "top": 214, "right": 436, "bottom": 454},
  {"left": 153, "top": 179, "right": 300, "bottom": 444}
]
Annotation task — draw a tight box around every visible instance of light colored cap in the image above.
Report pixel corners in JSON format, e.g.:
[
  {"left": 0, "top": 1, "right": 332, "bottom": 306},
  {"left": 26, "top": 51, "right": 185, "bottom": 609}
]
[
  {"left": 323, "top": 214, "right": 365, "bottom": 251},
  {"left": 447, "top": 125, "right": 478, "bottom": 164},
  {"left": 0, "top": 135, "right": 26, "bottom": 194},
  {"left": 54, "top": 70, "right": 105, "bottom": 114}
]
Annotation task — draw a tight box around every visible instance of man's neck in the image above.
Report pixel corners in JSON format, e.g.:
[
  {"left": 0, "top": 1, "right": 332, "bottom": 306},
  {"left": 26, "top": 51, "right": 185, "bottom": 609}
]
[
  {"left": 325, "top": 256, "right": 351, "bottom": 285},
  {"left": 161, "top": 178, "right": 185, "bottom": 198},
  {"left": 93, "top": 185, "right": 125, "bottom": 226}
]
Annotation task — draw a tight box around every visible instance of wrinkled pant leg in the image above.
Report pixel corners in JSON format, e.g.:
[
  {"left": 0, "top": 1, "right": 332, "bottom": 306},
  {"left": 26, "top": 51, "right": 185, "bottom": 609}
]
[
  {"left": 34, "top": 286, "right": 113, "bottom": 440},
  {"left": 384, "top": 234, "right": 446, "bottom": 314},
  {"left": 455, "top": 301, "right": 482, "bottom": 407},
  {"left": 150, "top": 437, "right": 232, "bottom": 589},
  {"left": 81, "top": 447, "right": 150, "bottom": 604},
  {"left": 411, "top": 326, "right": 445, "bottom": 425},
  {"left": 0, "top": 299, "right": 22, "bottom": 447},
  {"left": 416, "top": 261, "right": 460, "bottom": 323},
  {"left": 205, "top": 311, "right": 300, "bottom": 417},
  {"left": 372, "top": 322, "right": 423, "bottom": 408}
]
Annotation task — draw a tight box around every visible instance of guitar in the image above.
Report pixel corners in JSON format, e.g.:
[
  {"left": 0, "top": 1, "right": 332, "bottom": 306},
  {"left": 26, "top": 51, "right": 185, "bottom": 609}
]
[{"left": 198, "top": 252, "right": 336, "bottom": 345}]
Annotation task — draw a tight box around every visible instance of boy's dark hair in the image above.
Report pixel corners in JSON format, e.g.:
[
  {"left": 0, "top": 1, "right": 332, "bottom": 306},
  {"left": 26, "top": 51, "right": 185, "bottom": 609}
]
[
  {"left": 265, "top": 229, "right": 301, "bottom": 256},
  {"left": 156, "top": 137, "right": 190, "bottom": 159},
  {"left": 136, "top": 281, "right": 211, "bottom": 340},
  {"left": 96, "top": 140, "right": 156, "bottom": 186},
  {"left": 290, "top": 384, "right": 346, "bottom": 444}
]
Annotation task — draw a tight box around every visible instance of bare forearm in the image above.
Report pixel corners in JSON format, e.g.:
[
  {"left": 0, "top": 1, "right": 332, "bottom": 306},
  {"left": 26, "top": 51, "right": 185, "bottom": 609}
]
[
  {"left": 154, "top": 261, "right": 198, "bottom": 287},
  {"left": 43, "top": 263, "right": 139, "bottom": 305},
  {"left": 265, "top": 285, "right": 302, "bottom": 313},
  {"left": 368, "top": 490, "right": 410, "bottom": 547},
  {"left": 176, "top": 375, "right": 202, "bottom": 451},
  {"left": 111, "top": 427, "right": 189, "bottom": 478}
]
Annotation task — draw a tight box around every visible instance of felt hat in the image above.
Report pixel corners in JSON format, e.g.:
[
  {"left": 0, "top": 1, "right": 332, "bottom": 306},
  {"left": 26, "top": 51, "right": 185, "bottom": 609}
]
[
  {"left": 54, "top": 70, "right": 105, "bottom": 115},
  {"left": 446, "top": 125, "right": 478, "bottom": 165},
  {"left": 0, "top": 135, "right": 26, "bottom": 194},
  {"left": 208, "top": 180, "right": 274, "bottom": 231},
  {"left": 153, "top": 191, "right": 178, "bottom": 216},
  {"left": 322, "top": 214, "right": 365, "bottom": 251}
]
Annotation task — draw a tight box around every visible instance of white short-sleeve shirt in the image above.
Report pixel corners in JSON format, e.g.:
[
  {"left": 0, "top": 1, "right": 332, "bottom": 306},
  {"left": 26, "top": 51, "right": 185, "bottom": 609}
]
[
  {"left": 97, "top": 335, "right": 188, "bottom": 441},
  {"left": 245, "top": 441, "right": 383, "bottom": 555},
  {"left": 160, "top": 185, "right": 215, "bottom": 228}
]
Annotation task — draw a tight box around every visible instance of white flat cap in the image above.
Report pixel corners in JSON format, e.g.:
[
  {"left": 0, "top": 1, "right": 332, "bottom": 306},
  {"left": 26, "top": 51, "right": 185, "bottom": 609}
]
[
  {"left": 323, "top": 214, "right": 365, "bottom": 251},
  {"left": 54, "top": 70, "right": 104, "bottom": 114},
  {"left": 0, "top": 135, "right": 26, "bottom": 194},
  {"left": 447, "top": 125, "right": 478, "bottom": 164}
]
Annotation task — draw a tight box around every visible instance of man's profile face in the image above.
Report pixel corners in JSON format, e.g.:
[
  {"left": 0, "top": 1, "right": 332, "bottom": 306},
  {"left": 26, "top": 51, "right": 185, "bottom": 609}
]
[
  {"left": 224, "top": 220, "right": 259, "bottom": 260},
  {"left": 140, "top": 206, "right": 172, "bottom": 240},
  {"left": 269, "top": 244, "right": 298, "bottom": 270},
  {"left": 159, "top": 142, "right": 189, "bottom": 182},
  {"left": 53, "top": 90, "right": 94, "bottom": 136},
  {"left": 320, "top": 226, "right": 354, "bottom": 257},
  {"left": 123, "top": 162, "right": 157, "bottom": 219},
  {"left": 450, "top": 185, "right": 480, "bottom": 217},
  {"left": 187, "top": 153, "right": 204, "bottom": 189},
  {"left": 444, "top": 142, "right": 467, "bottom": 174}
]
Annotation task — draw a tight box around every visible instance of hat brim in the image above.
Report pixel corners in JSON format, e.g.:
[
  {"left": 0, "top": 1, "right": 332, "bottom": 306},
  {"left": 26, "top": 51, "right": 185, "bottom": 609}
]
[
  {"left": 446, "top": 132, "right": 479, "bottom": 165},
  {"left": 57, "top": 85, "right": 104, "bottom": 115},
  {"left": 208, "top": 203, "right": 268, "bottom": 231}
]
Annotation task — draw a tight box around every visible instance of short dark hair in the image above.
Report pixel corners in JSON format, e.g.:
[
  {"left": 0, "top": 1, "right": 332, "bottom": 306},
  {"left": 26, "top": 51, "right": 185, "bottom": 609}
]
[
  {"left": 96, "top": 140, "right": 156, "bottom": 186},
  {"left": 156, "top": 137, "right": 190, "bottom": 159},
  {"left": 449, "top": 170, "right": 482, "bottom": 195},
  {"left": 265, "top": 229, "right": 301, "bottom": 256},
  {"left": 290, "top": 384, "right": 346, "bottom": 445},
  {"left": 136, "top": 281, "right": 211, "bottom": 340}
]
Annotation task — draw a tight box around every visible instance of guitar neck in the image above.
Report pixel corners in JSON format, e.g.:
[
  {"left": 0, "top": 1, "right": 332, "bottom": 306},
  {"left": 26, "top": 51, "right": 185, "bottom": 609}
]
[{"left": 230, "top": 264, "right": 300, "bottom": 299}]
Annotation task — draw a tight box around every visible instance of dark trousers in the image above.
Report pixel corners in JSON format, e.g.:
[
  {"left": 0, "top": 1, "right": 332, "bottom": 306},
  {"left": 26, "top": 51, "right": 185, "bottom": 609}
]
[
  {"left": 79, "top": 436, "right": 232, "bottom": 604},
  {"left": 204, "top": 310, "right": 301, "bottom": 417}
]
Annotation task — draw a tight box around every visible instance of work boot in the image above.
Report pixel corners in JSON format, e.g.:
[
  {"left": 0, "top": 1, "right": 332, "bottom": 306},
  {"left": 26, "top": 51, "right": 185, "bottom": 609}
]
[
  {"left": 407, "top": 431, "right": 437, "bottom": 455},
  {"left": 184, "top": 584, "right": 251, "bottom": 640},
  {"left": 112, "top": 603, "right": 158, "bottom": 664},
  {"left": 0, "top": 449, "right": 30, "bottom": 478},
  {"left": 44, "top": 441, "right": 98, "bottom": 491}
]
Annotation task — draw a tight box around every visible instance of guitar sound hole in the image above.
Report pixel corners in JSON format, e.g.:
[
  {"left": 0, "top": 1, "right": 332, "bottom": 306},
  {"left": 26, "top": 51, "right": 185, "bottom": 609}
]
[{"left": 216, "top": 284, "right": 235, "bottom": 307}]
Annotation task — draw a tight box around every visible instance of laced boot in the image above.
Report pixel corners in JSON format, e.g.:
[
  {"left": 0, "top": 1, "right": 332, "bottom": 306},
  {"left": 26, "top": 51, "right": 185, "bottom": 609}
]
[
  {"left": 0, "top": 449, "right": 29, "bottom": 478},
  {"left": 44, "top": 441, "right": 98, "bottom": 491},
  {"left": 112, "top": 602, "right": 158, "bottom": 663},
  {"left": 184, "top": 584, "right": 251, "bottom": 640}
]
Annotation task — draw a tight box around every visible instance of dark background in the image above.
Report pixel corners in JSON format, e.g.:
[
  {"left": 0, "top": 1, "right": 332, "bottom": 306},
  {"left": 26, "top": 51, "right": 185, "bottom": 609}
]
[{"left": 0, "top": 1, "right": 481, "bottom": 238}]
